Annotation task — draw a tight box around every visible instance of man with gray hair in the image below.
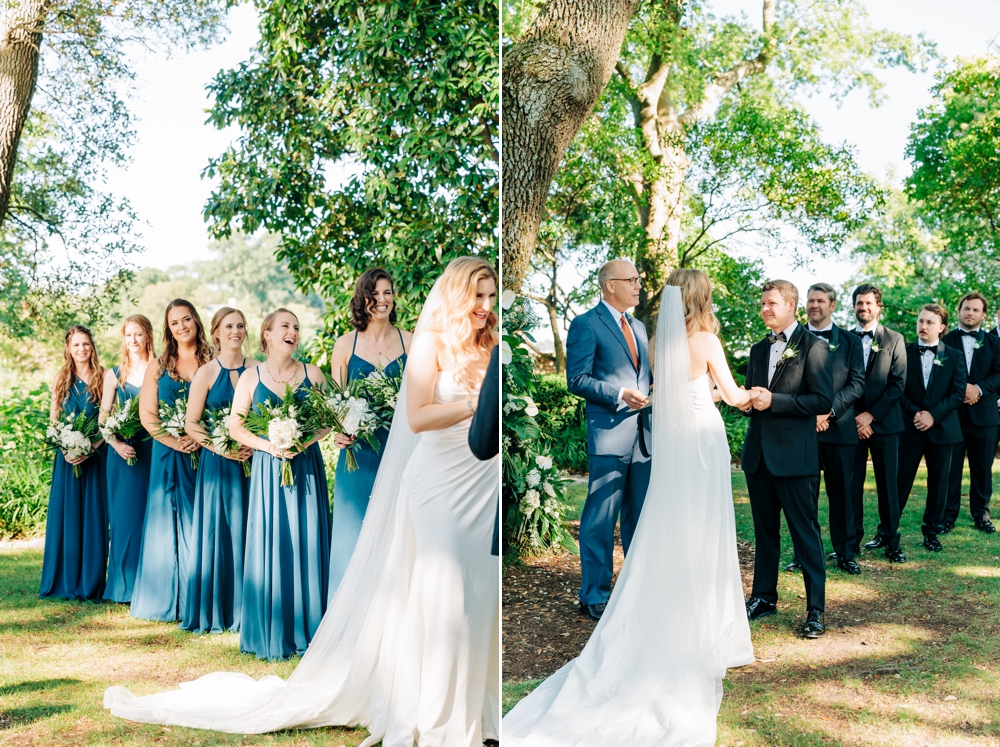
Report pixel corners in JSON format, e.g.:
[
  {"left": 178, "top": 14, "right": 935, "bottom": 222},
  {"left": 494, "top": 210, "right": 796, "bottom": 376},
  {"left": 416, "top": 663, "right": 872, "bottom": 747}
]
[{"left": 565, "top": 258, "right": 652, "bottom": 621}]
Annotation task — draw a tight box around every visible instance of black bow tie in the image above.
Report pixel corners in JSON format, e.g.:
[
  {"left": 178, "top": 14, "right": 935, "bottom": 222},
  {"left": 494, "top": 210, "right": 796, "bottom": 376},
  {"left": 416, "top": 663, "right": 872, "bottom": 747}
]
[
  {"left": 919, "top": 344, "right": 937, "bottom": 355},
  {"left": 960, "top": 329, "right": 979, "bottom": 337},
  {"left": 767, "top": 331, "right": 787, "bottom": 344},
  {"left": 854, "top": 329, "right": 874, "bottom": 339},
  {"left": 812, "top": 329, "right": 832, "bottom": 340}
]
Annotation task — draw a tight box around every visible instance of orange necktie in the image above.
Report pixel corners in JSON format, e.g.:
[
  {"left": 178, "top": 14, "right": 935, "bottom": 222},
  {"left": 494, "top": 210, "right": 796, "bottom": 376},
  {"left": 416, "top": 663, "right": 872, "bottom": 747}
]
[{"left": 620, "top": 314, "right": 638, "bottom": 369}]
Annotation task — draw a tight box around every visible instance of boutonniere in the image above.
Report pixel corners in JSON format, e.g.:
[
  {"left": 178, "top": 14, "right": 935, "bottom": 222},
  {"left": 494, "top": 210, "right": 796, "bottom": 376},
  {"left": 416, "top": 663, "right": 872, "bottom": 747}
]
[
  {"left": 933, "top": 356, "right": 944, "bottom": 367},
  {"left": 870, "top": 341, "right": 881, "bottom": 353},
  {"left": 780, "top": 343, "right": 799, "bottom": 361},
  {"left": 828, "top": 342, "right": 839, "bottom": 352},
  {"left": 974, "top": 340, "right": 984, "bottom": 350}
]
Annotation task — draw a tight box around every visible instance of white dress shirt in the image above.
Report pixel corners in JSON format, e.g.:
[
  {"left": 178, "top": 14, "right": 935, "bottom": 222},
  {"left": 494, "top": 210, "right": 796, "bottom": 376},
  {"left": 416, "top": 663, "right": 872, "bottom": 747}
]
[
  {"left": 767, "top": 321, "right": 799, "bottom": 386},
  {"left": 602, "top": 299, "right": 637, "bottom": 410},
  {"left": 854, "top": 322, "right": 877, "bottom": 368},
  {"left": 919, "top": 340, "right": 938, "bottom": 388}
]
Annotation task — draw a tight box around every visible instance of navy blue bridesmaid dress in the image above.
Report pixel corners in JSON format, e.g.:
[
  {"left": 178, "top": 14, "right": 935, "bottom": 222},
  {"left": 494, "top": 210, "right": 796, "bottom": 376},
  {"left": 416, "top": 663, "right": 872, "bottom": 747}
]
[
  {"left": 328, "top": 329, "right": 406, "bottom": 600},
  {"left": 130, "top": 373, "right": 198, "bottom": 622},
  {"left": 241, "top": 365, "right": 331, "bottom": 660},
  {"left": 104, "top": 368, "right": 153, "bottom": 603},
  {"left": 181, "top": 359, "right": 251, "bottom": 634},
  {"left": 40, "top": 377, "right": 108, "bottom": 601}
]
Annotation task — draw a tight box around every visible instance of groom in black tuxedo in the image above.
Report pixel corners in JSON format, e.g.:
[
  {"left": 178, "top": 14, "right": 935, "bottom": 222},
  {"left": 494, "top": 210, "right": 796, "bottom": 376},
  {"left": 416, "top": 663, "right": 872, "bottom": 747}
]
[
  {"left": 742, "top": 280, "right": 833, "bottom": 638},
  {"left": 942, "top": 292, "right": 1000, "bottom": 533}
]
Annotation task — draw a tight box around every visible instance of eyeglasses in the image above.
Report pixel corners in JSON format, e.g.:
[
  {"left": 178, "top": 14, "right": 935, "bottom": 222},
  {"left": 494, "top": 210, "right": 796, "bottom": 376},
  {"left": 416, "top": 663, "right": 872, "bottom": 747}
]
[{"left": 610, "top": 277, "right": 642, "bottom": 287}]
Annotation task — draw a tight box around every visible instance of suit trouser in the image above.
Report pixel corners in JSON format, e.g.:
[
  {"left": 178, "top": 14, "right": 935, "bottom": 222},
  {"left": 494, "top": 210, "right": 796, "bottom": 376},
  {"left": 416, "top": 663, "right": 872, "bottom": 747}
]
[
  {"left": 898, "top": 436, "right": 953, "bottom": 535},
  {"left": 944, "top": 422, "right": 997, "bottom": 525},
  {"left": 579, "top": 438, "right": 651, "bottom": 605},
  {"left": 746, "top": 462, "right": 825, "bottom": 611},
  {"left": 852, "top": 433, "right": 901, "bottom": 547},
  {"left": 819, "top": 441, "right": 856, "bottom": 561}
]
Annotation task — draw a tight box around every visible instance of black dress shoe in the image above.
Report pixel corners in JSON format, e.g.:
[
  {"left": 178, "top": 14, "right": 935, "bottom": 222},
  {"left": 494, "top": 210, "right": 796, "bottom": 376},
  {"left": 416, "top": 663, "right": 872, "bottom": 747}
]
[
  {"left": 802, "top": 609, "right": 825, "bottom": 638},
  {"left": 579, "top": 602, "right": 606, "bottom": 621},
  {"left": 826, "top": 551, "right": 840, "bottom": 561},
  {"left": 837, "top": 557, "right": 861, "bottom": 575},
  {"left": 975, "top": 518, "right": 997, "bottom": 533},
  {"left": 885, "top": 544, "right": 907, "bottom": 563},
  {"left": 746, "top": 597, "right": 777, "bottom": 620},
  {"left": 940, "top": 521, "right": 955, "bottom": 534},
  {"left": 922, "top": 534, "right": 943, "bottom": 552},
  {"left": 864, "top": 536, "right": 887, "bottom": 550},
  {"left": 784, "top": 559, "right": 803, "bottom": 572}
]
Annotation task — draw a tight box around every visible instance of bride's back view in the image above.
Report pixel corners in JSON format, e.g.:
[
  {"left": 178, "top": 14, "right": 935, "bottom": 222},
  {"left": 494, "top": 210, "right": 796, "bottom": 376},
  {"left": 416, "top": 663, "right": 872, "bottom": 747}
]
[{"left": 503, "top": 268, "right": 754, "bottom": 746}]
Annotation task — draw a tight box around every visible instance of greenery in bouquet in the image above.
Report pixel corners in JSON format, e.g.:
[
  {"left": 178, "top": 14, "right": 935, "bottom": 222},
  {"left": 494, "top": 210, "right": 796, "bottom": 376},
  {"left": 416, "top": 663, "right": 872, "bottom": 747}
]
[
  {"left": 155, "top": 395, "right": 199, "bottom": 470},
  {"left": 308, "top": 380, "right": 379, "bottom": 472},
  {"left": 100, "top": 397, "right": 142, "bottom": 466},
  {"left": 201, "top": 405, "right": 252, "bottom": 478},
  {"left": 44, "top": 409, "right": 99, "bottom": 478},
  {"left": 357, "top": 365, "right": 403, "bottom": 434},
  {"left": 245, "top": 382, "right": 326, "bottom": 486},
  {"left": 502, "top": 290, "right": 578, "bottom": 559}
]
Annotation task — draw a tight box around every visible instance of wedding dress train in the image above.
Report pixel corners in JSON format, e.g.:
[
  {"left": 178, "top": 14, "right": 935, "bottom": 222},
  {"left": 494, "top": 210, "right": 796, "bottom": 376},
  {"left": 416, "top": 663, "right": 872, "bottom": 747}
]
[{"left": 502, "top": 286, "right": 754, "bottom": 746}]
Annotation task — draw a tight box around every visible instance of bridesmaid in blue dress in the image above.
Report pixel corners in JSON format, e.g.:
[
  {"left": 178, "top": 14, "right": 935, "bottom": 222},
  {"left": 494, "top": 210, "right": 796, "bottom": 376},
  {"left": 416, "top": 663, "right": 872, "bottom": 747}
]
[
  {"left": 228, "top": 307, "right": 332, "bottom": 660},
  {"left": 180, "top": 307, "right": 257, "bottom": 633},
  {"left": 40, "top": 325, "right": 108, "bottom": 601},
  {"left": 131, "top": 299, "right": 212, "bottom": 622},
  {"left": 100, "top": 314, "right": 156, "bottom": 603},
  {"left": 326, "top": 268, "right": 411, "bottom": 600}
]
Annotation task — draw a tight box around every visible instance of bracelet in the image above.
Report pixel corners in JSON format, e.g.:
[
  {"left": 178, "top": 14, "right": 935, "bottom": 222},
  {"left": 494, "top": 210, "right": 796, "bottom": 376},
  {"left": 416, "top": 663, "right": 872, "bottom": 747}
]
[{"left": 467, "top": 398, "right": 475, "bottom": 415}]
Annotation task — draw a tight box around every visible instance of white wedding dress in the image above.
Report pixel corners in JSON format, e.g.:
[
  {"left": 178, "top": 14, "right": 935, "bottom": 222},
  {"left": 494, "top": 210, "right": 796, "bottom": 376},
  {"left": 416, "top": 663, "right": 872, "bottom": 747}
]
[
  {"left": 104, "top": 281, "right": 500, "bottom": 747},
  {"left": 502, "top": 286, "right": 754, "bottom": 746}
]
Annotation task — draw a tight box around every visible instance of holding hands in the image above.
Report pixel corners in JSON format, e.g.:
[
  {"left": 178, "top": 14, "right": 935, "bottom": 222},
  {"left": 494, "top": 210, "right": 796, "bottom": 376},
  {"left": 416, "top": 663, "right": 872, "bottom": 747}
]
[
  {"left": 913, "top": 410, "right": 935, "bottom": 432},
  {"left": 855, "top": 411, "right": 874, "bottom": 440},
  {"left": 742, "top": 386, "right": 772, "bottom": 411}
]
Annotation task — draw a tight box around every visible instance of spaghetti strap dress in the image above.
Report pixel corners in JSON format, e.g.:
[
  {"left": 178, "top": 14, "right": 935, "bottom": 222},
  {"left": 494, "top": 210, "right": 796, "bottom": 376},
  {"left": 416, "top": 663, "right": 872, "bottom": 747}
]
[
  {"left": 104, "top": 368, "right": 153, "bottom": 603},
  {"left": 241, "top": 365, "right": 332, "bottom": 660},
  {"left": 181, "top": 360, "right": 251, "bottom": 633},
  {"left": 329, "top": 328, "right": 406, "bottom": 600}
]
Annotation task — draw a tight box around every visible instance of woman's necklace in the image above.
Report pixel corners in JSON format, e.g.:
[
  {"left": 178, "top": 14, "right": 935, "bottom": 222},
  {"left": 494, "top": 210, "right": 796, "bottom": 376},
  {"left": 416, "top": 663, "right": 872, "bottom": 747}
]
[
  {"left": 364, "top": 327, "right": 395, "bottom": 359},
  {"left": 266, "top": 360, "right": 298, "bottom": 385}
]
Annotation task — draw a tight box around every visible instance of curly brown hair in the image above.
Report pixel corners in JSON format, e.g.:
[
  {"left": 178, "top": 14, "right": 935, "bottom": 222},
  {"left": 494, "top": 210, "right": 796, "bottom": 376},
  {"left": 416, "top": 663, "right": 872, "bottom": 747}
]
[
  {"left": 158, "top": 299, "right": 213, "bottom": 381},
  {"left": 350, "top": 268, "right": 397, "bottom": 331},
  {"left": 54, "top": 326, "right": 105, "bottom": 411}
]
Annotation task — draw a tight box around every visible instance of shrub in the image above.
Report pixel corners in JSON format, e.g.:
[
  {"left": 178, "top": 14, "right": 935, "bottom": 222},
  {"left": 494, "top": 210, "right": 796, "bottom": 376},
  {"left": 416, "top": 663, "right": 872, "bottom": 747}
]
[
  {"left": 532, "top": 375, "right": 588, "bottom": 474},
  {"left": 0, "top": 384, "right": 53, "bottom": 538}
]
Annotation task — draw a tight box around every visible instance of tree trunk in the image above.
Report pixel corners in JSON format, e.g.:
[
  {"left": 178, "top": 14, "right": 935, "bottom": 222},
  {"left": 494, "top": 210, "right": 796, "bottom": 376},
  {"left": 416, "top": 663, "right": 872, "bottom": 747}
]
[
  {"left": 501, "top": 0, "right": 641, "bottom": 291},
  {"left": 0, "top": 1, "right": 46, "bottom": 227},
  {"left": 547, "top": 296, "right": 565, "bottom": 374}
]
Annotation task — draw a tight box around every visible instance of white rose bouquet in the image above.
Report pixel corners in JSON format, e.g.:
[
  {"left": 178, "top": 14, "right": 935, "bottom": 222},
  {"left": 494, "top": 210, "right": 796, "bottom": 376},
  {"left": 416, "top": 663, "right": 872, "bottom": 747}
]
[
  {"left": 307, "top": 379, "right": 379, "bottom": 472},
  {"left": 154, "top": 395, "right": 199, "bottom": 470},
  {"left": 100, "top": 397, "right": 142, "bottom": 466},
  {"left": 45, "top": 410, "right": 99, "bottom": 478},
  {"left": 245, "top": 382, "right": 326, "bottom": 486},
  {"left": 200, "top": 405, "right": 252, "bottom": 477},
  {"left": 356, "top": 365, "right": 403, "bottom": 434}
]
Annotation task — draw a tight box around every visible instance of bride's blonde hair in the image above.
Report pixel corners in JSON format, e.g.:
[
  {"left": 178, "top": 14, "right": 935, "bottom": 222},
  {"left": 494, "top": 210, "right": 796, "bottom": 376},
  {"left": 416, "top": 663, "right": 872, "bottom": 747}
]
[
  {"left": 667, "top": 268, "right": 719, "bottom": 336},
  {"left": 425, "top": 256, "right": 498, "bottom": 389}
]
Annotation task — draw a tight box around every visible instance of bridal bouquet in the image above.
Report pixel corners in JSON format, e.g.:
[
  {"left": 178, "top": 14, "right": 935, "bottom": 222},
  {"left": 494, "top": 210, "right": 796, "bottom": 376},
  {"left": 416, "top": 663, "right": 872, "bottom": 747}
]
[
  {"left": 200, "top": 405, "right": 252, "bottom": 477},
  {"left": 308, "top": 380, "right": 378, "bottom": 472},
  {"left": 100, "top": 397, "right": 142, "bottom": 466},
  {"left": 356, "top": 365, "right": 403, "bottom": 433},
  {"left": 155, "top": 395, "right": 198, "bottom": 470},
  {"left": 45, "top": 410, "right": 99, "bottom": 477},
  {"left": 245, "top": 383, "right": 326, "bottom": 486}
]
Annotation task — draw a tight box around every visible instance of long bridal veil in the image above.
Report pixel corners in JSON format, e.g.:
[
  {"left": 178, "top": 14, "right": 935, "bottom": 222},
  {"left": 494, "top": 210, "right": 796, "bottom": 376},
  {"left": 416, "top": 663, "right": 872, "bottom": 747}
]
[
  {"left": 105, "top": 279, "right": 453, "bottom": 744},
  {"left": 502, "top": 285, "right": 752, "bottom": 746}
]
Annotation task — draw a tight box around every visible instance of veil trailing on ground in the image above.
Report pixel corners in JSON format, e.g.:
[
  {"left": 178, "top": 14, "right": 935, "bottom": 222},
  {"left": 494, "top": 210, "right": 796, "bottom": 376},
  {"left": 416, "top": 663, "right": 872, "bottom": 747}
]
[
  {"left": 105, "top": 281, "right": 446, "bottom": 745},
  {"left": 503, "top": 285, "right": 750, "bottom": 746}
]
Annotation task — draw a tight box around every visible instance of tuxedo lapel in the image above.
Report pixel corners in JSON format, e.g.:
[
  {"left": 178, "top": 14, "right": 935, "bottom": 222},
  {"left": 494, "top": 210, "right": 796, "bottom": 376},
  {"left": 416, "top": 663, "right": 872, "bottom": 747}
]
[
  {"left": 925, "top": 340, "right": 946, "bottom": 394},
  {"left": 596, "top": 304, "right": 637, "bottom": 372},
  {"left": 865, "top": 325, "right": 883, "bottom": 377},
  {"left": 969, "top": 329, "right": 984, "bottom": 373},
  {"left": 769, "top": 324, "right": 804, "bottom": 391}
]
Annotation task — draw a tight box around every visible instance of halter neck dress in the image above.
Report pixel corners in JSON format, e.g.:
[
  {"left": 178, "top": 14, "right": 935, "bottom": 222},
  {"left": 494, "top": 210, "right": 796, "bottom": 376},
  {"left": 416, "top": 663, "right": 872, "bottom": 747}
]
[
  {"left": 181, "top": 359, "right": 251, "bottom": 634},
  {"left": 329, "top": 329, "right": 407, "bottom": 600},
  {"left": 241, "top": 364, "right": 332, "bottom": 660},
  {"left": 40, "top": 376, "right": 108, "bottom": 601},
  {"left": 131, "top": 372, "right": 199, "bottom": 622}
]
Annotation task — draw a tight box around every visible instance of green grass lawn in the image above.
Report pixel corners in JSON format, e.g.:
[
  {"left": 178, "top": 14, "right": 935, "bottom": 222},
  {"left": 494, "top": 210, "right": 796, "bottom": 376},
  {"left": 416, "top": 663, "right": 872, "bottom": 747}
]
[
  {"left": 0, "top": 552, "right": 368, "bottom": 746},
  {"left": 507, "top": 465, "right": 1000, "bottom": 746}
]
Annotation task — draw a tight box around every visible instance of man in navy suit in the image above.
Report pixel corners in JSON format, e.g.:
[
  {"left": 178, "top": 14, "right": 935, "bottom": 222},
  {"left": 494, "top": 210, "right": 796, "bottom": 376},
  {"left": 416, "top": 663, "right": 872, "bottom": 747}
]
[{"left": 565, "top": 259, "right": 652, "bottom": 621}]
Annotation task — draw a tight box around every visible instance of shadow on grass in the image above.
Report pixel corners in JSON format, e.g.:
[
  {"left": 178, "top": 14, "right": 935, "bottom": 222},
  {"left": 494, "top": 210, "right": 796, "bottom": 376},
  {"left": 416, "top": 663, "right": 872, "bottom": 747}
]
[
  {"left": 0, "top": 705, "right": 74, "bottom": 731},
  {"left": 0, "top": 679, "right": 80, "bottom": 698}
]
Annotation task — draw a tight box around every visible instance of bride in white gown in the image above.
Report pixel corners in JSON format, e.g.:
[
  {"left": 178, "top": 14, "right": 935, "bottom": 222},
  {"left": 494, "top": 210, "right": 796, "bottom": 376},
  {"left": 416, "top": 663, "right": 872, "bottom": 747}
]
[
  {"left": 104, "top": 257, "right": 501, "bottom": 747},
  {"left": 503, "top": 268, "right": 755, "bottom": 746}
]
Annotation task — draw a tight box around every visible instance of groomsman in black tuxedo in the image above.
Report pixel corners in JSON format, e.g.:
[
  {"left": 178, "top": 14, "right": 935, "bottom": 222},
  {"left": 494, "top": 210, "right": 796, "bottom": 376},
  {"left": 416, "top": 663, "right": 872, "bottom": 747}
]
[
  {"left": 806, "top": 283, "right": 866, "bottom": 574},
  {"left": 741, "top": 280, "right": 833, "bottom": 638},
  {"left": 850, "top": 284, "right": 908, "bottom": 562},
  {"left": 897, "top": 304, "right": 967, "bottom": 551},
  {"left": 942, "top": 292, "right": 1000, "bottom": 533}
]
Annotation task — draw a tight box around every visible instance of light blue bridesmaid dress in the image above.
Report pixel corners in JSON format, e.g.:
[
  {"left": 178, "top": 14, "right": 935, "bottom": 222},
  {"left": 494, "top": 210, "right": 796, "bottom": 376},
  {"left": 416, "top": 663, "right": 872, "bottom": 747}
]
[
  {"left": 130, "top": 373, "right": 198, "bottom": 622},
  {"left": 328, "top": 329, "right": 406, "bottom": 600},
  {"left": 181, "top": 359, "right": 251, "bottom": 634},
  {"left": 40, "top": 377, "right": 108, "bottom": 601},
  {"left": 241, "top": 364, "right": 331, "bottom": 660},
  {"left": 104, "top": 368, "right": 153, "bottom": 603}
]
